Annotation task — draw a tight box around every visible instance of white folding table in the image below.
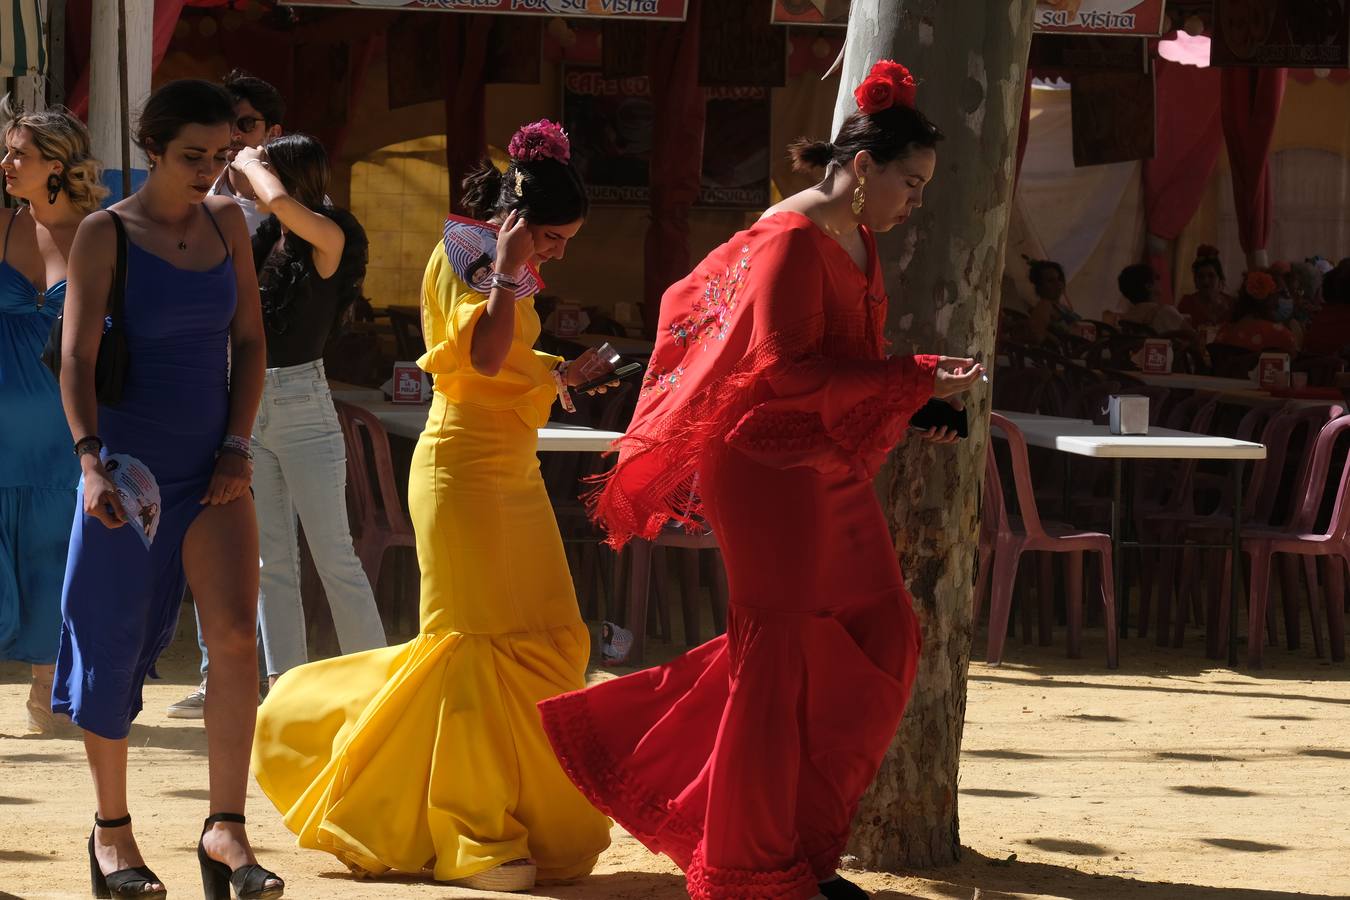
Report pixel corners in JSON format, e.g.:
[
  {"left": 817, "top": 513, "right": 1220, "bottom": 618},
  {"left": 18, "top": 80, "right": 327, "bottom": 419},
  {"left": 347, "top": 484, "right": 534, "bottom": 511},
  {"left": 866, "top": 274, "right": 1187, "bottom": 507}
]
[
  {"left": 995, "top": 412, "right": 1266, "bottom": 666},
  {"left": 330, "top": 390, "right": 624, "bottom": 451}
]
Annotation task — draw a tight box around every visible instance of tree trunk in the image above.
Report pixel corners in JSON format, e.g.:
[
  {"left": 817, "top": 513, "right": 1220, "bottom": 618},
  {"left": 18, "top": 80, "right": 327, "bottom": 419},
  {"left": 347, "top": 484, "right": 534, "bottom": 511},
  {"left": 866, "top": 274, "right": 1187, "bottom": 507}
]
[{"left": 837, "top": 0, "right": 1036, "bottom": 870}]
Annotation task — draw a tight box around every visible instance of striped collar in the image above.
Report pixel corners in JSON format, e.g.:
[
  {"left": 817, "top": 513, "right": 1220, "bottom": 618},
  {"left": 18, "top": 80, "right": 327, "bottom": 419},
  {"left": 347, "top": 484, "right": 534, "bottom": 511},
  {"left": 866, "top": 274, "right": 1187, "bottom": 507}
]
[{"left": 442, "top": 214, "right": 544, "bottom": 300}]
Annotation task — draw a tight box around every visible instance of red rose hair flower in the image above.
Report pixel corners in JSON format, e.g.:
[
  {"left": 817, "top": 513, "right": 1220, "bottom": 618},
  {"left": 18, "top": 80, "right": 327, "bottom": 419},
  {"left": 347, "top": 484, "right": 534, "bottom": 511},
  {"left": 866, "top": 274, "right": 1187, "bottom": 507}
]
[
  {"left": 1245, "top": 271, "right": 1278, "bottom": 301},
  {"left": 853, "top": 58, "right": 917, "bottom": 115},
  {"left": 508, "top": 119, "right": 571, "bottom": 165}
]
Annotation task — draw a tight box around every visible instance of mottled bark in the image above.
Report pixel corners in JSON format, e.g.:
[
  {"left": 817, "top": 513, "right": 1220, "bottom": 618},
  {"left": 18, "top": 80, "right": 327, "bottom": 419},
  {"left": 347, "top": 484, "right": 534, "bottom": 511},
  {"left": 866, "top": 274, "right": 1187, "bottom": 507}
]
[{"left": 835, "top": 0, "right": 1036, "bottom": 870}]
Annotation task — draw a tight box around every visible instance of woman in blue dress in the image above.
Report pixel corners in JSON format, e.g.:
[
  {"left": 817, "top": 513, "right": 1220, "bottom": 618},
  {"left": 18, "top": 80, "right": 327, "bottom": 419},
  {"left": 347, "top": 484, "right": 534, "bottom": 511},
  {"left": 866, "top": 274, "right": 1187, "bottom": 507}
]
[
  {"left": 0, "top": 101, "right": 103, "bottom": 734},
  {"left": 55, "top": 80, "right": 283, "bottom": 900}
]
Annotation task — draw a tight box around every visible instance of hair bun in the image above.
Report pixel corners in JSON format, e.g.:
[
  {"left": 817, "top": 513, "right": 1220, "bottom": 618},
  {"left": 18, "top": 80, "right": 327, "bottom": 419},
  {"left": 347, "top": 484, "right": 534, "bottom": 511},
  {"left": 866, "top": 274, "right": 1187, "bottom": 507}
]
[
  {"left": 1196, "top": 244, "right": 1220, "bottom": 260},
  {"left": 787, "top": 137, "right": 834, "bottom": 173},
  {"left": 508, "top": 119, "right": 571, "bottom": 164}
]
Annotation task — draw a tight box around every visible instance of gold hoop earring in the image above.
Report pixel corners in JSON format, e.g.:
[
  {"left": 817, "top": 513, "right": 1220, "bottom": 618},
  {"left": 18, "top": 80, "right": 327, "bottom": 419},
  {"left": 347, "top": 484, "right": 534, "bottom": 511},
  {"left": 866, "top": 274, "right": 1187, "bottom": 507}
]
[{"left": 851, "top": 177, "right": 866, "bottom": 216}]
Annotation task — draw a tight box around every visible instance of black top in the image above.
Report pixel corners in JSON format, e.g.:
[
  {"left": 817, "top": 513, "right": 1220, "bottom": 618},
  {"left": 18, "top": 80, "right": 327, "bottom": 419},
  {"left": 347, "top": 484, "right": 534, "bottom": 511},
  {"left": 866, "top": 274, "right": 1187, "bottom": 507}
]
[{"left": 253, "top": 206, "right": 368, "bottom": 368}]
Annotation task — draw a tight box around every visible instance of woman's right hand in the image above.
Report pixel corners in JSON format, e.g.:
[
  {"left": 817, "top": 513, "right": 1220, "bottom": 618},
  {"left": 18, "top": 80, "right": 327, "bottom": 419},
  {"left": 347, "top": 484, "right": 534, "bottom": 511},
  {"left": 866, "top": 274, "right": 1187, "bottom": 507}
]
[
  {"left": 82, "top": 462, "right": 127, "bottom": 529},
  {"left": 495, "top": 209, "right": 534, "bottom": 280},
  {"left": 933, "top": 356, "right": 985, "bottom": 399}
]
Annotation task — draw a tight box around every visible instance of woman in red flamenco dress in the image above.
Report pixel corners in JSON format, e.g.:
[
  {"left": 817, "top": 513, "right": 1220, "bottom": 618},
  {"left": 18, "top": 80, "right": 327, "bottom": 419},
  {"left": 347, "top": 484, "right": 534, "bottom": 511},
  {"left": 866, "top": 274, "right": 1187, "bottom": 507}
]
[{"left": 539, "top": 61, "right": 985, "bottom": 900}]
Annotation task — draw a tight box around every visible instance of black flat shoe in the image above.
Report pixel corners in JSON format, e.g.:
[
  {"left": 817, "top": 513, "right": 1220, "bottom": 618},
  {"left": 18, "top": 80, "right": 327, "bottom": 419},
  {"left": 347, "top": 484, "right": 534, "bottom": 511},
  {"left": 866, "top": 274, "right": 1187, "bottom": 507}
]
[
  {"left": 197, "top": 813, "right": 284, "bottom": 900},
  {"left": 820, "top": 873, "right": 869, "bottom": 899},
  {"left": 88, "top": 813, "right": 166, "bottom": 899}
]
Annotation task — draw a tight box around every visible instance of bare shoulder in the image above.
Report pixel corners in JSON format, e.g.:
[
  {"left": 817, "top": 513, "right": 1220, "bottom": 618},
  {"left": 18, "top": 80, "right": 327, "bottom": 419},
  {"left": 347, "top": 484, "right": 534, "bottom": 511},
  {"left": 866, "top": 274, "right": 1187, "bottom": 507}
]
[
  {"left": 204, "top": 195, "right": 250, "bottom": 245},
  {"left": 68, "top": 209, "right": 119, "bottom": 279},
  {"left": 204, "top": 193, "right": 246, "bottom": 229},
  {"left": 74, "top": 208, "right": 118, "bottom": 246}
]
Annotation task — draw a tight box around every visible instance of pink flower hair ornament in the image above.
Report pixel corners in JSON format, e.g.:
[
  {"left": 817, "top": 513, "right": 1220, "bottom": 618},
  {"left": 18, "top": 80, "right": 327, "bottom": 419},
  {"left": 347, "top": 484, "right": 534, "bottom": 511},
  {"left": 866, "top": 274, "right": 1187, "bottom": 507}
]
[{"left": 508, "top": 119, "right": 572, "bottom": 165}]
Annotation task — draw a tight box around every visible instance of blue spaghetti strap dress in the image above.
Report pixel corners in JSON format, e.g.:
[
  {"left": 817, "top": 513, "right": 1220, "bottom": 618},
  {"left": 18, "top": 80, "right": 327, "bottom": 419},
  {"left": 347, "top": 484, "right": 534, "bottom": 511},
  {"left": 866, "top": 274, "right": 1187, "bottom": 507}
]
[
  {"left": 0, "top": 208, "right": 78, "bottom": 665},
  {"left": 52, "top": 207, "right": 237, "bottom": 740}
]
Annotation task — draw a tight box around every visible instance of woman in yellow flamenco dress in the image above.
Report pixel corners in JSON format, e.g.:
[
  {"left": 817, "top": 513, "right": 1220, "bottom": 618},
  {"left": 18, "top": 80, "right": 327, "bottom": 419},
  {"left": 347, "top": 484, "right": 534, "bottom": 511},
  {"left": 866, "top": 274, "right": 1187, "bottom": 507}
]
[{"left": 251, "top": 120, "right": 612, "bottom": 892}]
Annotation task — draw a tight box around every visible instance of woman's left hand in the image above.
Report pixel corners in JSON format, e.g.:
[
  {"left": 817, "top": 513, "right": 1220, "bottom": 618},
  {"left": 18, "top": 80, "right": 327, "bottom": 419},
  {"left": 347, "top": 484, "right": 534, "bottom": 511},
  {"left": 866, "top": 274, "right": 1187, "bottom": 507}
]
[
  {"left": 201, "top": 452, "right": 252, "bottom": 506},
  {"left": 918, "top": 398, "right": 963, "bottom": 445},
  {"left": 230, "top": 146, "right": 265, "bottom": 173},
  {"left": 565, "top": 348, "right": 619, "bottom": 395}
]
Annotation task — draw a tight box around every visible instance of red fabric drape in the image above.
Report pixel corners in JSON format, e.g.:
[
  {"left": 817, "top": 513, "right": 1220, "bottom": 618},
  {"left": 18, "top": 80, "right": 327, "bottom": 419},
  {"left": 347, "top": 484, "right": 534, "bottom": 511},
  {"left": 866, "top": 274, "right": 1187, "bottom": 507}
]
[
  {"left": 64, "top": 0, "right": 188, "bottom": 120},
  {"left": 442, "top": 15, "right": 492, "bottom": 216},
  {"left": 643, "top": 0, "right": 705, "bottom": 340},
  {"left": 1220, "top": 67, "right": 1287, "bottom": 256},
  {"left": 1142, "top": 59, "right": 1224, "bottom": 303}
]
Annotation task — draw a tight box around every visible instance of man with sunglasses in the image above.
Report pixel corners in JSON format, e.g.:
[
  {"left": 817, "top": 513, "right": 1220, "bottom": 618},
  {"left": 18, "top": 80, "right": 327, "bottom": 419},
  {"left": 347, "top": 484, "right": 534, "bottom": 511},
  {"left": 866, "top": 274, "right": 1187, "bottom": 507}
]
[
  {"left": 210, "top": 69, "right": 287, "bottom": 236},
  {"left": 166, "top": 70, "right": 286, "bottom": 719}
]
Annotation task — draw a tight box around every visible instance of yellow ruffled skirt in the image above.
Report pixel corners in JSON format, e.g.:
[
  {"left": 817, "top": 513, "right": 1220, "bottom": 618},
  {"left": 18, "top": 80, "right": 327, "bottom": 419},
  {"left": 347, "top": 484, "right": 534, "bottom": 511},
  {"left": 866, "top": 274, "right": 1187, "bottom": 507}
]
[{"left": 252, "top": 395, "right": 611, "bottom": 882}]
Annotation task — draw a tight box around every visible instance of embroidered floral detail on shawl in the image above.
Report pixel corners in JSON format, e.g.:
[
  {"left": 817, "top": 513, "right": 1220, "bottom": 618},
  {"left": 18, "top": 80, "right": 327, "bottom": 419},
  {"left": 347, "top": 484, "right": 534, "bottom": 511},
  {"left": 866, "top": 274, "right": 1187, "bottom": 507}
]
[
  {"left": 667, "top": 245, "right": 751, "bottom": 348},
  {"left": 587, "top": 214, "right": 937, "bottom": 548}
]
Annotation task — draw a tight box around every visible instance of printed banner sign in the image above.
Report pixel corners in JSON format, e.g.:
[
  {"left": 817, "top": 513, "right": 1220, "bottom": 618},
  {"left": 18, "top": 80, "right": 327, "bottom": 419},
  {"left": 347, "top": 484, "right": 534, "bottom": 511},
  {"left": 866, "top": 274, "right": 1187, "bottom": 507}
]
[
  {"left": 778, "top": 1, "right": 1168, "bottom": 35},
  {"left": 1211, "top": 0, "right": 1350, "bottom": 68},
  {"left": 1034, "top": 0, "right": 1168, "bottom": 37},
  {"left": 282, "top": 0, "right": 688, "bottom": 20},
  {"left": 563, "top": 69, "right": 772, "bottom": 208}
]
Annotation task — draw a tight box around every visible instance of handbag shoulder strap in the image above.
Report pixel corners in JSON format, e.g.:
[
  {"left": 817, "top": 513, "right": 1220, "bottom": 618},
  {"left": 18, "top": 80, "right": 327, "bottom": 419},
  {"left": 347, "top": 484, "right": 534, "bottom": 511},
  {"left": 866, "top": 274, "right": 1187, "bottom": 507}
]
[{"left": 104, "top": 209, "right": 128, "bottom": 326}]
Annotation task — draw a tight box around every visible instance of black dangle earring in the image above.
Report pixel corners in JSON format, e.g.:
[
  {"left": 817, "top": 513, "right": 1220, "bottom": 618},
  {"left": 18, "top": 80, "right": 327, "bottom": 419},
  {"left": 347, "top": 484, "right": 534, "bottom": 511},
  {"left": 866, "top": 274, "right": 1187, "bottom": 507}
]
[{"left": 46, "top": 173, "right": 62, "bottom": 204}]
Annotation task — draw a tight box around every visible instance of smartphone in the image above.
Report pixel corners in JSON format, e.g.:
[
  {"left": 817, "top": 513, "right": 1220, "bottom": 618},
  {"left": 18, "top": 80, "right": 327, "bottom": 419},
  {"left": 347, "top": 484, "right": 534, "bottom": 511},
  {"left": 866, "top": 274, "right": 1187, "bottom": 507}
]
[
  {"left": 573, "top": 361, "right": 643, "bottom": 394},
  {"left": 909, "top": 398, "right": 969, "bottom": 439}
]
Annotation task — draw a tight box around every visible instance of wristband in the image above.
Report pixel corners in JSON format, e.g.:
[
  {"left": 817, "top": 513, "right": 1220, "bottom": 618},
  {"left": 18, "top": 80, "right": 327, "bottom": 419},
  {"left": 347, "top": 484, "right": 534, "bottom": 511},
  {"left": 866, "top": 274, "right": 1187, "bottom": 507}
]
[
  {"left": 74, "top": 435, "right": 104, "bottom": 458},
  {"left": 551, "top": 361, "right": 576, "bottom": 414}
]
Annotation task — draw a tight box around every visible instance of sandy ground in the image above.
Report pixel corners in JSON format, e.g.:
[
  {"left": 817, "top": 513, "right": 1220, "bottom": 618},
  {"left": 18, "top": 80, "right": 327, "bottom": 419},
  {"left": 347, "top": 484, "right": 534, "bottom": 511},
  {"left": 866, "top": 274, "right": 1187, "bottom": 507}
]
[{"left": 2, "top": 613, "right": 1348, "bottom": 900}]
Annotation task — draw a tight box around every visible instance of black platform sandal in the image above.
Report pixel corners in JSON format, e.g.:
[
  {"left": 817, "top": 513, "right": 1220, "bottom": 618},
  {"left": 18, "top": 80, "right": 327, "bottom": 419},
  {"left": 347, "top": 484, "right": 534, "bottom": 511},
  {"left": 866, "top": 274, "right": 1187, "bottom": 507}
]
[
  {"left": 819, "top": 873, "right": 869, "bottom": 899},
  {"left": 88, "top": 813, "right": 167, "bottom": 900},
  {"left": 197, "top": 813, "right": 285, "bottom": 900}
]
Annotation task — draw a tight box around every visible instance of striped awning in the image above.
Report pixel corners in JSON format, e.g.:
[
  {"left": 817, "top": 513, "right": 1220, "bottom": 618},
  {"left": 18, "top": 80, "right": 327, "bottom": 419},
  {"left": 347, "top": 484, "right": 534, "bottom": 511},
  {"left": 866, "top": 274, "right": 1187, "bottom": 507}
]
[{"left": 1, "top": 0, "right": 46, "bottom": 78}]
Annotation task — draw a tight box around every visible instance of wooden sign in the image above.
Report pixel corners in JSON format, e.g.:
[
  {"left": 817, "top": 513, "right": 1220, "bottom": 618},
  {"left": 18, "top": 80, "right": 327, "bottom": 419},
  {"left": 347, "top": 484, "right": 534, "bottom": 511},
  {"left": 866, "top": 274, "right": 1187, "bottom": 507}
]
[{"left": 1034, "top": 0, "right": 1168, "bottom": 36}]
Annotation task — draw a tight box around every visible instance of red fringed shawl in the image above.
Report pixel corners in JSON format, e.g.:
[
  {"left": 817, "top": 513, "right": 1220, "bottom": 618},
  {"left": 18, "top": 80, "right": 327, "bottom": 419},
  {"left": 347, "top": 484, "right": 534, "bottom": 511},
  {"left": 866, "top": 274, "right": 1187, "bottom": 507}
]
[{"left": 590, "top": 211, "right": 937, "bottom": 547}]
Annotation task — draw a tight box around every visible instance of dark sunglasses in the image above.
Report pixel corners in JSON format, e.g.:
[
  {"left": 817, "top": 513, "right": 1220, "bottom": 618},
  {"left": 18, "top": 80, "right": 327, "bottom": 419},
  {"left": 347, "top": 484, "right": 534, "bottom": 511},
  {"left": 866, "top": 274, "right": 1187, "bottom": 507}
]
[{"left": 234, "top": 116, "right": 263, "bottom": 133}]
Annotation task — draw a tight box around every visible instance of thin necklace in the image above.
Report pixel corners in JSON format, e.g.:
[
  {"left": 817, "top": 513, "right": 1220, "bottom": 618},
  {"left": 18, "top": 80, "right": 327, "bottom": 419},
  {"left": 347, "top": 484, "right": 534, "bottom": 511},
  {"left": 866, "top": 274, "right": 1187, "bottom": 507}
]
[{"left": 136, "top": 193, "right": 192, "bottom": 251}]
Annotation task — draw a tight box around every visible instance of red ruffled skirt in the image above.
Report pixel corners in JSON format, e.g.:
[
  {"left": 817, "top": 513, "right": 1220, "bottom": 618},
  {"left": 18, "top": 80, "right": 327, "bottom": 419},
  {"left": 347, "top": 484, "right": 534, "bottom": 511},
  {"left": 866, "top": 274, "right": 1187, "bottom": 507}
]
[{"left": 540, "top": 442, "right": 922, "bottom": 899}]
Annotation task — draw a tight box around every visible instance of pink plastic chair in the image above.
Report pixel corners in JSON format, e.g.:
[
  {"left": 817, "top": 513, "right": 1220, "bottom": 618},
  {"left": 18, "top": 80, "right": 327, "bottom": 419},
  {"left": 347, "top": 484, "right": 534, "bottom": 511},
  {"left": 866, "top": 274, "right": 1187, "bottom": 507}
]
[
  {"left": 618, "top": 527, "right": 728, "bottom": 667},
  {"left": 1148, "top": 402, "right": 1280, "bottom": 648},
  {"left": 1132, "top": 393, "right": 1219, "bottom": 638},
  {"left": 1225, "top": 412, "right": 1350, "bottom": 667},
  {"left": 334, "top": 400, "right": 417, "bottom": 616},
  {"left": 1180, "top": 404, "right": 1342, "bottom": 658},
  {"left": 978, "top": 413, "right": 1118, "bottom": 667}
]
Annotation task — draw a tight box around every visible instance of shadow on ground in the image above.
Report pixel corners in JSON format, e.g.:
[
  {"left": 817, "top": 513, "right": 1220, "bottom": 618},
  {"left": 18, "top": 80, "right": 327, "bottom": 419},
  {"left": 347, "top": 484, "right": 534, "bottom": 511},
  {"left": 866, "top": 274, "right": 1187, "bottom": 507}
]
[{"left": 867, "top": 848, "right": 1339, "bottom": 900}]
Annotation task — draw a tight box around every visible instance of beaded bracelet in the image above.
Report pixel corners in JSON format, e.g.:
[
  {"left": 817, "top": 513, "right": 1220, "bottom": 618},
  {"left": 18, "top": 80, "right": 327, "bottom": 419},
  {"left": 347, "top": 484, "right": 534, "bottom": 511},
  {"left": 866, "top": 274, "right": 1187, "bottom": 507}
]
[{"left": 221, "top": 434, "right": 254, "bottom": 460}]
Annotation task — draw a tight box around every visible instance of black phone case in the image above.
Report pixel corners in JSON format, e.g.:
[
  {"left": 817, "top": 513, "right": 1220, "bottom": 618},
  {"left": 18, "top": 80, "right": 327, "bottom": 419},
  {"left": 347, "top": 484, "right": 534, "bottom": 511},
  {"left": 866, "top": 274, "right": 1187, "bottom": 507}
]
[
  {"left": 573, "top": 361, "right": 643, "bottom": 394},
  {"left": 909, "top": 398, "right": 969, "bottom": 438}
]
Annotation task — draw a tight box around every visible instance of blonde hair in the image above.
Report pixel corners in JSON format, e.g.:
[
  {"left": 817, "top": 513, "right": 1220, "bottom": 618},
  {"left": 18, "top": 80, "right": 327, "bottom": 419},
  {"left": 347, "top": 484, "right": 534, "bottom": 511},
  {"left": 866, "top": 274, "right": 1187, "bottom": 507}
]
[{"left": 2, "top": 95, "right": 109, "bottom": 213}]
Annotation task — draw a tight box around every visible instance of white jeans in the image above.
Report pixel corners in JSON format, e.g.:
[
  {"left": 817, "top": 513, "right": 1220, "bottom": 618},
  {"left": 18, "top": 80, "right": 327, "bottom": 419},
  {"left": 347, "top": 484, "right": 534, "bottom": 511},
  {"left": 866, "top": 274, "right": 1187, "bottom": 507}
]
[{"left": 249, "top": 360, "right": 386, "bottom": 676}]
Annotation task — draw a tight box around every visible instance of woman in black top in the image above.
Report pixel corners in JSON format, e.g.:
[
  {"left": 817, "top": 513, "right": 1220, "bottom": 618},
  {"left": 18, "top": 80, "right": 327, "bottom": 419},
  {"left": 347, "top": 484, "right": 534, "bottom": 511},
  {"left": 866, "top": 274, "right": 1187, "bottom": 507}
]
[{"left": 229, "top": 134, "right": 386, "bottom": 685}]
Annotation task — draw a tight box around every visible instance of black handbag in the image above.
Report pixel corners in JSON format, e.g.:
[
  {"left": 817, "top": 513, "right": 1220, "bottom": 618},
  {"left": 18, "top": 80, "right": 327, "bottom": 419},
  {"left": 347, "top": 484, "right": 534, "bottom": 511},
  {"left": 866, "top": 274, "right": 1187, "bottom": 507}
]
[{"left": 41, "top": 210, "right": 130, "bottom": 405}]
